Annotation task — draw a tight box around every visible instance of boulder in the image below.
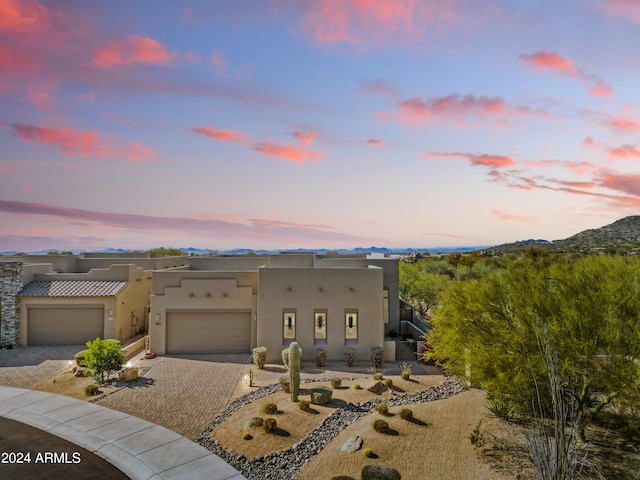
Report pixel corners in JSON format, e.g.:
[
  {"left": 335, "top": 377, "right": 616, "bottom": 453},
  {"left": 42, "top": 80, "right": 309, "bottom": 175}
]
[
  {"left": 365, "top": 381, "right": 386, "bottom": 394},
  {"left": 340, "top": 436, "right": 363, "bottom": 453},
  {"left": 361, "top": 465, "right": 401, "bottom": 480},
  {"left": 310, "top": 387, "right": 332, "bottom": 405}
]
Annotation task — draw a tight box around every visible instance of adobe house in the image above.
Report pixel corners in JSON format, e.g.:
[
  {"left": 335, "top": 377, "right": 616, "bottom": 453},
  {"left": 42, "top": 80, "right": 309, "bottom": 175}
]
[
  {"left": 149, "top": 252, "right": 399, "bottom": 362},
  {"left": 0, "top": 252, "right": 189, "bottom": 347}
]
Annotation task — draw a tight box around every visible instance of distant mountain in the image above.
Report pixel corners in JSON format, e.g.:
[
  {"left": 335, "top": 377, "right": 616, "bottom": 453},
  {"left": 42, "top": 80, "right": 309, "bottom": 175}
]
[
  {"left": 2, "top": 245, "right": 488, "bottom": 257},
  {"left": 483, "top": 216, "right": 640, "bottom": 255}
]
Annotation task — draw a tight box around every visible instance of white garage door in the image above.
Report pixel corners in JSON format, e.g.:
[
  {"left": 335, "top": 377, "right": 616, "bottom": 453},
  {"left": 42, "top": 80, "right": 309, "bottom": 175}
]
[
  {"left": 28, "top": 307, "right": 104, "bottom": 346},
  {"left": 166, "top": 310, "right": 251, "bottom": 354}
]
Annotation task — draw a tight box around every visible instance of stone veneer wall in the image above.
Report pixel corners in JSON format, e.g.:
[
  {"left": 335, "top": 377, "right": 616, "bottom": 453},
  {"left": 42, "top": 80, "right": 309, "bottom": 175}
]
[{"left": 0, "top": 260, "right": 22, "bottom": 347}]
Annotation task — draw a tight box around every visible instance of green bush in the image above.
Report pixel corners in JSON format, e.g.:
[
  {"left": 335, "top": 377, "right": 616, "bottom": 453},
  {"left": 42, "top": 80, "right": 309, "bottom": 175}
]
[
  {"left": 299, "top": 400, "right": 310, "bottom": 411},
  {"left": 344, "top": 349, "right": 356, "bottom": 366},
  {"left": 400, "top": 408, "right": 414, "bottom": 421},
  {"left": 363, "top": 447, "right": 374, "bottom": 458},
  {"left": 399, "top": 362, "right": 412, "bottom": 380},
  {"left": 377, "top": 402, "right": 389, "bottom": 416},
  {"left": 246, "top": 417, "right": 263, "bottom": 428},
  {"left": 84, "top": 337, "right": 126, "bottom": 383},
  {"left": 383, "top": 378, "right": 393, "bottom": 388},
  {"left": 262, "top": 402, "right": 278, "bottom": 415},
  {"left": 469, "top": 420, "right": 485, "bottom": 448},
  {"left": 242, "top": 431, "right": 252, "bottom": 440},
  {"left": 373, "top": 373, "right": 384, "bottom": 381},
  {"left": 353, "top": 383, "right": 361, "bottom": 389},
  {"left": 486, "top": 396, "right": 516, "bottom": 421},
  {"left": 262, "top": 417, "right": 277, "bottom": 433},
  {"left": 315, "top": 348, "right": 327, "bottom": 367},
  {"left": 252, "top": 346, "right": 267, "bottom": 369},
  {"left": 84, "top": 384, "right": 100, "bottom": 396},
  {"left": 330, "top": 377, "right": 342, "bottom": 389},
  {"left": 369, "top": 346, "right": 385, "bottom": 368},
  {"left": 373, "top": 419, "right": 389, "bottom": 433}
]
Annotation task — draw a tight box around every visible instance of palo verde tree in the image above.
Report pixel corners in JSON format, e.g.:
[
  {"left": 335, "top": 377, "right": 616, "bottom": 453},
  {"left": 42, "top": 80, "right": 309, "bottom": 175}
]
[
  {"left": 429, "top": 254, "right": 640, "bottom": 442},
  {"left": 85, "top": 337, "right": 126, "bottom": 383}
]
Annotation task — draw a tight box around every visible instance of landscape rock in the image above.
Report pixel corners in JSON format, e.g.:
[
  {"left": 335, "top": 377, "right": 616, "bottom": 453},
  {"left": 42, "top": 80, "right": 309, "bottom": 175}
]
[
  {"left": 361, "top": 464, "right": 402, "bottom": 480},
  {"left": 365, "top": 381, "right": 385, "bottom": 394},
  {"left": 310, "top": 387, "right": 332, "bottom": 405},
  {"left": 340, "top": 436, "right": 363, "bottom": 453}
]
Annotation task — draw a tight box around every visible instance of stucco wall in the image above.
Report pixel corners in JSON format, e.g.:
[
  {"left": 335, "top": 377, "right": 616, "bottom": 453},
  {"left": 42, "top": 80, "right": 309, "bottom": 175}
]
[
  {"left": 114, "top": 266, "right": 151, "bottom": 341},
  {"left": 149, "top": 275, "right": 258, "bottom": 354},
  {"left": 257, "top": 266, "right": 384, "bottom": 362}
]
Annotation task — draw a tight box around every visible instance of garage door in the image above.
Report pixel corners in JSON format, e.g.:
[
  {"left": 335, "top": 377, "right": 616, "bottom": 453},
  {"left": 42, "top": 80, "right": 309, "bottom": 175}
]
[
  {"left": 166, "top": 311, "right": 251, "bottom": 354},
  {"left": 28, "top": 307, "right": 104, "bottom": 346}
]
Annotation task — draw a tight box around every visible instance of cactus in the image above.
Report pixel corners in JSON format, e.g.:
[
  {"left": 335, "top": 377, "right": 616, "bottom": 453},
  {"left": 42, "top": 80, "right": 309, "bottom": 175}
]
[{"left": 289, "top": 341, "right": 301, "bottom": 402}]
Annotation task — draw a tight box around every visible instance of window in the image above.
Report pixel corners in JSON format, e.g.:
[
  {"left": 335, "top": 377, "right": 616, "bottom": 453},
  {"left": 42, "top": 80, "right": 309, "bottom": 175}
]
[
  {"left": 314, "top": 312, "right": 327, "bottom": 340},
  {"left": 383, "top": 288, "right": 389, "bottom": 324},
  {"left": 345, "top": 311, "right": 358, "bottom": 340},
  {"left": 283, "top": 312, "right": 296, "bottom": 339}
]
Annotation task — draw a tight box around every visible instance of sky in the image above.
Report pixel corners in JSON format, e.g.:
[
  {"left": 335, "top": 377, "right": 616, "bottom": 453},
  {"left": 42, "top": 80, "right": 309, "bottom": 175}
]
[{"left": 1, "top": 0, "right": 640, "bottom": 252}]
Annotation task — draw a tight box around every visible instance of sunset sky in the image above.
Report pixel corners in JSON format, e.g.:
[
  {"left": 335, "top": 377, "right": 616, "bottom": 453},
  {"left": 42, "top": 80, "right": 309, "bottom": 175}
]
[{"left": 1, "top": 0, "right": 639, "bottom": 252}]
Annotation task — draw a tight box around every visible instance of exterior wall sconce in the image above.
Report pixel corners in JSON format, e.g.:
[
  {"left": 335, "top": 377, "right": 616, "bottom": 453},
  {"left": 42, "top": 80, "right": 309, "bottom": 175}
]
[
  {"left": 287, "top": 287, "right": 293, "bottom": 292},
  {"left": 189, "top": 293, "right": 194, "bottom": 297},
  {"left": 348, "top": 315, "right": 354, "bottom": 329},
  {"left": 206, "top": 293, "right": 211, "bottom": 298},
  {"left": 287, "top": 317, "right": 293, "bottom": 328},
  {"left": 222, "top": 293, "right": 228, "bottom": 297},
  {"left": 318, "top": 287, "right": 324, "bottom": 292},
  {"left": 108, "top": 309, "right": 113, "bottom": 316},
  {"left": 154, "top": 313, "right": 161, "bottom": 325},
  {"left": 349, "top": 287, "right": 355, "bottom": 292}
]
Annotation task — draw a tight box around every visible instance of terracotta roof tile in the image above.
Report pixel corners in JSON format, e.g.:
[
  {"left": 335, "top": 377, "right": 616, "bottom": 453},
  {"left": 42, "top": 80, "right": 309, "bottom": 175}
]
[{"left": 18, "top": 280, "right": 128, "bottom": 297}]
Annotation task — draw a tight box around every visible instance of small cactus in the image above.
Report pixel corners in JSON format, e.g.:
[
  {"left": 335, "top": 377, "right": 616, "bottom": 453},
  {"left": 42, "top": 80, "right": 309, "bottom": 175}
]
[{"left": 289, "top": 341, "right": 301, "bottom": 402}]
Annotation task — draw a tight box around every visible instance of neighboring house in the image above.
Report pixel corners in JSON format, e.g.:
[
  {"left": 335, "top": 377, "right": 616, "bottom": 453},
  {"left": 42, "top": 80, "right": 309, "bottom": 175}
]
[
  {"left": 0, "top": 253, "right": 188, "bottom": 347},
  {"left": 1, "top": 252, "right": 399, "bottom": 361},
  {"left": 149, "top": 252, "right": 399, "bottom": 362}
]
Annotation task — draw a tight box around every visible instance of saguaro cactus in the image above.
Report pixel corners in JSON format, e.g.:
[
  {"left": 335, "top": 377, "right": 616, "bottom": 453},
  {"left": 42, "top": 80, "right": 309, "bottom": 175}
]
[{"left": 289, "top": 341, "right": 301, "bottom": 402}]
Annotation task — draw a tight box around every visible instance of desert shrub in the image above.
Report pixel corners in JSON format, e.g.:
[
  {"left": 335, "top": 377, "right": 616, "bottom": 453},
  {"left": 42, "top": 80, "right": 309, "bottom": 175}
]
[
  {"left": 262, "top": 417, "right": 277, "bottom": 433},
  {"left": 353, "top": 383, "right": 361, "bottom": 389},
  {"left": 84, "top": 384, "right": 99, "bottom": 396},
  {"left": 330, "top": 377, "right": 342, "bottom": 389},
  {"left": 262, "top": 402, "right": 278, "bottom": 415},
  {"left": 310, "top": 387, "right": 332, "bottom": 405},
  {"left": 252, "top": 346, "right": 267, "bottom": 369},
  {"left": 373, "top": 372, "right": 384, "bottom": 381},
  {"left": 299, "top": 400, "right": 310, "bottom": 411},
  {"left": 486, "top": 396, "right": 516, "bottom": 422},
  {"left": 363, "top": 447, "right": 374, "bottom": 458},
  {"left": 377, "top": 402, "right": 389, "bottom": 416},
  {"left": 282, "top": 348, "right": 290, "bottom": 370},
  {"left": 469, "top": 420, "right": 485, "bottom": 448},
  {"left": 400, "top": 408, "right": 414, "bottom": 421},
  {"left": 246, "top": 417, "right": 263, "bottom": 429},
  {"left": 344, "top": 349, "right": 356, "bottom": 366},
  {"left": 399, "top": 362, "right": 412, "bottom": 380},
  {"left": 369, "top": 346, "right": 385, "bottom": 368},
  {"left": 279, "top": 375, "right": 290, "bottom": 393},
  {"left": 242, "top": 431, "right": 252, "bottom": 440},
  {"left": 383, "top": 378, "right": 393, "bottom": 388},
  {"left": 84, "top": 337, "right": 126, "bottom": 382},
  {"left": 315, "top": 348, "right": 327, "bottom": 367},
  {"left": 373, "top": 419, "right": 389, "bottom": 433}
]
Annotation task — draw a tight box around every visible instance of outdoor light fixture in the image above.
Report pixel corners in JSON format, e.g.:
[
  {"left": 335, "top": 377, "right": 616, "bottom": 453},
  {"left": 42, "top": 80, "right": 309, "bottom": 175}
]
[
  {"left": 287, "top": 317, "right": 293, "bottom": 328},
  {"left": 154, "top": 313, "right": 161, "bottom": 325}
]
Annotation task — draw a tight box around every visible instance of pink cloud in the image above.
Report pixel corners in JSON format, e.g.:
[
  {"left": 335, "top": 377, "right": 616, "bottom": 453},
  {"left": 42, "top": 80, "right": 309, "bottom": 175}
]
[
  {"left": 492, "top": 210, "right": 536, "bottom": 221},
  {"left": 424, "top": 152, "right": 516, "bottom": 168},
  {"left": 597, "top": 0, "right": 640, "bottom": 23},
  {"left": 0, "top": 0, "right": 49, "bottom": 34},
  {"left": 26, "top": 91, "right": 55, "bottom": 111},
  {"left": 253, "top": 140, "right": 321, "bottom": 164},
  {"left": 524, "top": 159, "right": 597, "bottom": 176},
  {"left": 520, "top": 51, "right": 613, "bottom": 98},
  {"left": 583, "top": 137, "right": 598, "bottom": 148},
  {"left": 609, "top": 144, "right": 640, "bottom": 159},
  {"left": 366, "top": 139, "right": 385, "bottom": 146},
  {"left": 292, "top": 131, "right": 318, "bottom": 146},
  {"left": 598, "top": 173, "right": 640, "bottom": 196},
  {"left": 519, "top": 51, "right": 577, "bottom": 75},
  {"left": 12, "top": 123, "right": 155, "bottom": 162},
  {"left": 210, "top": 51, "right": 226, "bottom": 71},
  {"left": 360, "top": 78, "right": 401, "bottom": 98},
  {"left": 296, "top": 0, "right": 466, "bottom": 49},
  {"left": 93, "top": 35, "right": 175, "bottom": 68},
  {"left": 191, "top": 126, "right": 249, "bottom": 144},
  {"left": 605, "top": 108, "right": 640, "bottom": 131}
]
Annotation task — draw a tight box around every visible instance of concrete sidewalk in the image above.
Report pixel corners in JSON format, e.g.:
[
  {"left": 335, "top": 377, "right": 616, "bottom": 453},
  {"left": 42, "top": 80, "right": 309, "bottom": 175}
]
[{"left": 0, "top": 386, "right": 246, "bottom": 480}]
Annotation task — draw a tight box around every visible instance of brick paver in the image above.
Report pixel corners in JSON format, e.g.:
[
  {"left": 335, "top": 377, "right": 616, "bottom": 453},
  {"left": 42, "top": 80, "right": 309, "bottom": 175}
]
[{"left": 95, "top": 354, "right": 251, "bottom": 439}]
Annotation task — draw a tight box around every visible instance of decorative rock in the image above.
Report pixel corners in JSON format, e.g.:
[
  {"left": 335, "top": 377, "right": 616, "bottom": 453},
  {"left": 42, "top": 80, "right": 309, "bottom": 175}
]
[
  {"left": 365, "top": 381, "right": 386, "bottom": 394},
  {"left": 340, "top": 436, "right": 363, "bottom": 453},
  {"left": 310, "top": 387, "right": 332, "bottom": 405},
  {"left": 117, "top": 366, "right": 139, "bottom": 382},
  {"left": 361, "top": 464, "right": 402, "bottom": 480}
]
